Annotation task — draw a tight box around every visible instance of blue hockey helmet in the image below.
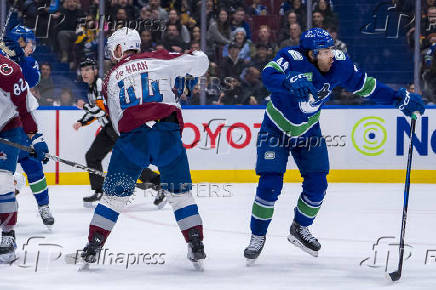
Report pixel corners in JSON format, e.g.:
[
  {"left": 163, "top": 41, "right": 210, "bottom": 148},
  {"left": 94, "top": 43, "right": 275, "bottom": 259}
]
[
  {"left": 299, "top": 28, "right": 334, "bottom": 57},
  {"left": 7, "top": 25, "right": 36, "bottom": 53}
]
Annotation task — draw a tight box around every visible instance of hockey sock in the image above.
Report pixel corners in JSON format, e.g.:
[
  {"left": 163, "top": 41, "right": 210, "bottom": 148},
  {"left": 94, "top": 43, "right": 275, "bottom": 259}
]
[
  {"left": 250, "top": 173, "right": 283, "bottom": 236},
  {"left": 20, "top": 157, "right": 49, "bottom": 206},
  {"left": 29, "top": 176, "right": 49, "bottom": 206},
  {"left": 89, "top": 203, "right": 119, "bottom": 244},
  {"left": 1, "top": 212, "right": 17, "bottom": 232},
  {"left": 167, "top": 191, "right": 203, "bottom": 242},
  {"left": 294, "top": 173, "right": 327, "bottom": 226}
]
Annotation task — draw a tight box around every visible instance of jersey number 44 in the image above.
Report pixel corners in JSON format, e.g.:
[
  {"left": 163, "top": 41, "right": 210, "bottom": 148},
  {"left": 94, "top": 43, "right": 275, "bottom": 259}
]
[{"left": 118, "top": 72, "right": 163, "bottom": 109}]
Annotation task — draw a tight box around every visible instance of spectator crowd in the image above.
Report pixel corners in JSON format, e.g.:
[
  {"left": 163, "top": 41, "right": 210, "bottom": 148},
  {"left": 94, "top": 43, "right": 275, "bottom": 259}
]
[
  {"left": 402, "top": 0, "right": 436, "bottom": 104},
  {"left": 15, "top": 0, "right": 434, "bottom": 106}
]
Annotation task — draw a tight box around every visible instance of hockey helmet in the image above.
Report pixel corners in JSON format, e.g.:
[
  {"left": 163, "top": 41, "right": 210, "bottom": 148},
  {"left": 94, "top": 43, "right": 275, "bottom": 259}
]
[
  {"left": 106, "top": 27, "right": 141, "bottom": 61},
  {"left": 7, "top": 25, "right": 36, "bottom": 53},
  {"left": 299, "top": 28, "right": 334, "bottom": 57}
]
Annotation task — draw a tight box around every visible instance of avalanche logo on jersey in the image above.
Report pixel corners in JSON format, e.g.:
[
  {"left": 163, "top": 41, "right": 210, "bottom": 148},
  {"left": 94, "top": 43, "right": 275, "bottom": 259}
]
[
  {"left": 298, "top": 83, "right": 331, "bottom": 113},
  {"left": 0, "top": 64, "right": 13, "bottom": 76}
]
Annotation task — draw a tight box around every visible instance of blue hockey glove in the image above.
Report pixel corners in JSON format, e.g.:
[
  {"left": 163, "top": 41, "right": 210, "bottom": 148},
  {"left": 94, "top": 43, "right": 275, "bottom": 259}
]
[
  {"left": 395, "top": 88, "right": 425, "bottom": 118},
  {"left": 4, "top": 38, "right": 24, "bottom": 62},
  {"left": 30, "top": 134, "right": 49, "bottom": 164},
  {"left": 283, "top": 72, "right": 318, "bottom": 102}
]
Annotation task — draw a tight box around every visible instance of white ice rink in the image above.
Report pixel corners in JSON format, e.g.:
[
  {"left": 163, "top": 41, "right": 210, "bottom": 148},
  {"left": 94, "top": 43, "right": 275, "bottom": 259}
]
[{"left": 2, "top": 183, "right": 436, "bottom": 290}]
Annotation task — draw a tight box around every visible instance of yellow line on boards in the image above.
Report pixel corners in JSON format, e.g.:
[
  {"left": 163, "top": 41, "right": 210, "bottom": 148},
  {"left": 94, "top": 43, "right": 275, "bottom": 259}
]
[{"left": 26, "top": 170, "right": 436, "bottom": 185}]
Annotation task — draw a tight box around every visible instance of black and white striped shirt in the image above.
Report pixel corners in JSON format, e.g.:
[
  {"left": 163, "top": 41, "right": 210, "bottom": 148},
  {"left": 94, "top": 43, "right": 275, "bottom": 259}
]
[{"left": 78, "top": 78, "right": 110, "bottom": 127}]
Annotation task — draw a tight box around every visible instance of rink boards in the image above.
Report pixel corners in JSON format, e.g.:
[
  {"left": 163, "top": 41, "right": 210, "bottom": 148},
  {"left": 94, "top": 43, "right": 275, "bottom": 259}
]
[{"left": 28, "top": 106, "right": 436, "bottom": 184}]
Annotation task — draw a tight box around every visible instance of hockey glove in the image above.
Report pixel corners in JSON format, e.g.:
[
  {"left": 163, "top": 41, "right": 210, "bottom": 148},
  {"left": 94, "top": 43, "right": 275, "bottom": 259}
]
[
  {"left": 395, "top": 88, "right": 425, "bottom": 118},
  {"left": 30, "top": 134, "right": 49, "bottom": 164},
  {"left": 4, "top": 38, "right": 24, "bottom": 63},
  {"left": 283, "top": 72, "right": 318, "bottom": 102}
]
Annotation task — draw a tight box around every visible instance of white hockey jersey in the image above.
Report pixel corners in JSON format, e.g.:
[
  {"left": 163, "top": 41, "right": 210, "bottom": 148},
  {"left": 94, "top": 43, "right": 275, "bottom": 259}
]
[
  {"left": 102, "top": 50, "right": 209, "bottom": 134},
  {"left": 0, "top": 54, "right": 38, "bottom": 134}
]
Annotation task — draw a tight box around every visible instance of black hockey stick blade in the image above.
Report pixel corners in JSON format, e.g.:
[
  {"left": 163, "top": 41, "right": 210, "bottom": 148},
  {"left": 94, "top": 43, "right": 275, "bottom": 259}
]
[{"left": 388, "top": 270, "right": 401, "bottom": 282}]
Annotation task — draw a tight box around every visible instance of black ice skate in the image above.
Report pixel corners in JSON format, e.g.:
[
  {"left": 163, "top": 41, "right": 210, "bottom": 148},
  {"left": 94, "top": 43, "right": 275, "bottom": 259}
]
[
  {"left": 66, "top": 232, "right": 105, "bottom": 271},
  {"left": 81, "top": 232, "right": 104, "bottom": 263},
  {"left": 244, "top": 234, "right": 266, "bottom": 266},
  {"left": 136, "top": 181, "right": 167, "bottom": 209},
  {"left": 153, "top": 189, "right": 167, "bottom": 209},
  {"left": 0, "top": 230, "right": 17, "bottom": 264},
  {"left": 38, "top": 205, "right": 55, "bottom": 229},
  {"left": 287, "top": 221, "right": 321, "bottom": 257},
  {"left": 83, "top": 190, "right": 103, "bottom": 208},
  {"left": 186, "top": 228, "right": 206, "bottom": 271}
]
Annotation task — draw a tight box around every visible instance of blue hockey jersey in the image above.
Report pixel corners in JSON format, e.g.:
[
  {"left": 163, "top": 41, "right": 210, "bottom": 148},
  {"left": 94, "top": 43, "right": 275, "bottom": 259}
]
[{"left": 261, "top": 47, "right": 398, "bottom": 137}]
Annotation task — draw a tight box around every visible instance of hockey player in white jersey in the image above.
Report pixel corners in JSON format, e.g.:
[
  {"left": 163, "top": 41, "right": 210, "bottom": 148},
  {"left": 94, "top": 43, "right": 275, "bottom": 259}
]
[
  {"left": 0, "top": 53, "right": 49, "bottom": 263},
  {"left": 79, "top": 27, "right": 209, "bottom": 270}
]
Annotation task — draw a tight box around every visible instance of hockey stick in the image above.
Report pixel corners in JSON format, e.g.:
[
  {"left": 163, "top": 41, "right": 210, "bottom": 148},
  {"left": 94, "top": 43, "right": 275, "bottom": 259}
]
[
  {"left": 0, "top": 0, "right": 18, "bottom": 57},
  {"left": 388, "top": 113, "right": 418, "bottom": 282},
  {"left": 0, "top": 137, "right": 158, "bottom": 191},
  {"left": 0, "top": 137, "right": 105, "bottom": 177}
]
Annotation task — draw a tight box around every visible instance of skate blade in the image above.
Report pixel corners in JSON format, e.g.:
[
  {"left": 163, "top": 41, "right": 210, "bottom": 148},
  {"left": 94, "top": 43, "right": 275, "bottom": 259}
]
[
  {"left": 155, "top": 199, "right": 168, "bottom": 209},
  {"left": 45, "top": 224, "right": 54, "bottom": 231},
  {"left": 65, "top": 253, "right": 92, "bottom": 271},
  {"left": 64, "top": 253, "right": 86, "bottom": 265},
  {"left": 190, "top": 259, "right": 204, "bottom": 271},
  {"left": 83, "top": 201, "right": 97, "bottom": 208},
  {"left": 78, "top": 263, "right": 90, "bottom": 272},
  {"left": 245, "top": 258, "right": 257, "bottom": 266},
  {"left": 0, "top": 252, "right": 18, "bottom": 264},
  {"left": 287, "top": 235, "right": 318, "bottom": 257}
]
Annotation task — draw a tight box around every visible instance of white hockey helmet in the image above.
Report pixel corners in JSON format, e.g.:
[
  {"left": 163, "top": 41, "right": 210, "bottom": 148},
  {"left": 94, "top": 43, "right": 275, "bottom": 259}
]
[{"left": 106, "top": 27, "right": 141, "bottom": 61}]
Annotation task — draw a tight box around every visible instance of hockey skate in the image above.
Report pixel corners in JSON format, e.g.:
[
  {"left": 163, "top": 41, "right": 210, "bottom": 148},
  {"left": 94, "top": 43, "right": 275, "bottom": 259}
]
[
  {"left": 83, "top": 190, "right": 103, "bottom": 208},
  {"left": 244, "top": 234, "right": 266, "bottom": 266},
  {"left": 38, "top": 205, "right": 55, "bottom": 229},
  {"left": 0, "top": 231, "right": 17, "bottom": 264},
  {"left": 153, "top": 189, "right": 167, "bottom": 209},
  {"left": 136, "top": 182, "right": 167, "bottom": 209},
  {"left": 186, "top": 228, "right": 206, "bottom": 271},
  {"left": 287, "top": 221, "right": 321, "bottom": 257},
  {"left": 65, "top": 232, "right": 104, "bottom": 271}
]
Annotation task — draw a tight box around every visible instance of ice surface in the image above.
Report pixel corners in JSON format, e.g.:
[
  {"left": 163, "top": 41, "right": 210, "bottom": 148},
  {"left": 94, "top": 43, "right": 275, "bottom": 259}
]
[{"left": 2, "top": 183, "right": 436, "bottom": 290}]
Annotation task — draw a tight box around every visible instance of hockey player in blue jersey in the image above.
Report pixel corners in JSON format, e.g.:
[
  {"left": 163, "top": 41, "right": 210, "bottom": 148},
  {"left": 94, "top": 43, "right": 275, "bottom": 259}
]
[
  {"left": 244, "top": 28, "right": 425, "bottom": 264},
  {"left": 3, "top": 25, "right": 40, "bottom": 88},
  {"left": 2, "top": 25, "right": 54, "bottom": 228}
]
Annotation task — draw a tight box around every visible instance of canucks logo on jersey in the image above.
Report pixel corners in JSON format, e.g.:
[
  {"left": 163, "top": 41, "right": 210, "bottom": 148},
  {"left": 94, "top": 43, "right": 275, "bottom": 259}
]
[{"left": 299, "top": 83, "right": 332, "bottom": 114}]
